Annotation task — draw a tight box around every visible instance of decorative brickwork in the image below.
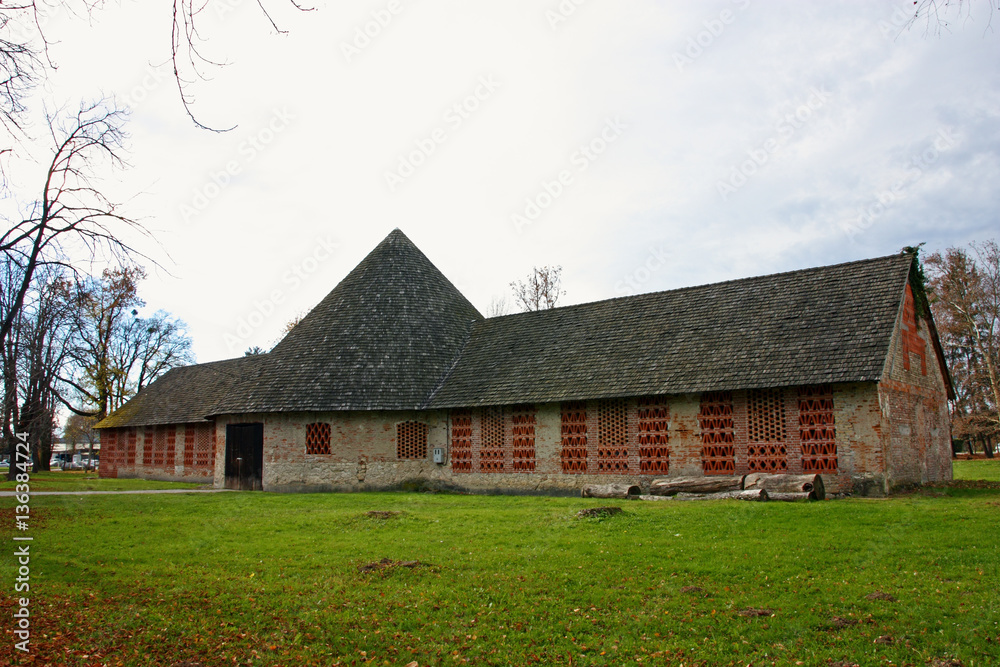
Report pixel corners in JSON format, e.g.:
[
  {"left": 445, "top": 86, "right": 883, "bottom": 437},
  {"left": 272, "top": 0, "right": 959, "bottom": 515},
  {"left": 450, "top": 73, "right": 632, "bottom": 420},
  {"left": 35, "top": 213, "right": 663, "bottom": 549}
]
[
  {"left": 127, "top": 429, "right": 136, "bottom": 466},
  {"left": 637, "top": 396, "right": 669, "bottom": 474},
  {"left": 450, "top": 409, "right": 473, "bottom": 472},
  {"left": 799, "top": 384, "right": 837, "bottom": 473},
  {"left": 480, "top": 406, "right": 505, "bottom": 473},
  {"left": 901, "top": 284, "right": 927, "bottom": 375},
  {"left": 143, "top": 430, "right": 153, "bottom": 466},
  {"left": 396, "top": 421, "right": 428, "bottom": 460},
  {"left": 699, "top": 391, "right": 735, "bottom": 475},
  {"left": 165, "top": 426, "right": 176, "bottom": 469},
  {"left": 747, "top": 388, "right": 787, "bottom": 472},
  {"left": 305, "top": 422, "right": 332, "bottom": 455},
  {"left": 597, "top": 398, "right": 629, "bottom": 473},
  {"left": 560, "top": 401, "right": 588, "bottom": 473},
  {"left": 184, "top": 428, "right": 195, "bottom": 467},
  {"left": 195, "top": 425, "right": 214, "bottom": 468},
  {"left": 511, "top": 404, "right": 536, "bottom": 472}
]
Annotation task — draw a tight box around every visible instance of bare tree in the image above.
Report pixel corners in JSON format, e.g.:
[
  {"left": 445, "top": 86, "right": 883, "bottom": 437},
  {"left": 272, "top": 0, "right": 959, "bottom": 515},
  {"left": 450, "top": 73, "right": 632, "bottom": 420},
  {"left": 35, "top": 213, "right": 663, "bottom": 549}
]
[
  {"left": 511, "top": 265, "right": 566, "bottom": 312},
  {"left": 927, "top": 240, "right": 1000, "bottom": 455},
  {"left": 0, "top": 100, "right": 148, "bottom": 358},
  {"left": 485, "top": 295, "right": 510, "bottom": 318},
  {"left": 62, "top": 266, "right": 193, "bottom": 420},
  {"left": 906, "top": 0, "right": 997, "bottom": 36}
]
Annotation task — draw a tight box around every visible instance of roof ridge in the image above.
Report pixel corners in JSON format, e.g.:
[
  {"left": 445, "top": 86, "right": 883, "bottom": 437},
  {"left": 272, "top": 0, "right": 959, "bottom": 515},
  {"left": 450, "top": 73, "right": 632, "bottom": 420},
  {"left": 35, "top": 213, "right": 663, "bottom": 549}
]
[{"left": 485, "top": 253, "right": 912, "bottom": 321}]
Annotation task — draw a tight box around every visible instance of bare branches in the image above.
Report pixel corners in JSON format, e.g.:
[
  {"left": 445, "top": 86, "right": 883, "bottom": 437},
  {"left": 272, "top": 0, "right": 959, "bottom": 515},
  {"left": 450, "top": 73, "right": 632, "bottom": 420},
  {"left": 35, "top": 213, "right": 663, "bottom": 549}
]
[
  {"left": 511, "top": 265, "right": 566, "bottom": 312},
  {"left": 906, "top": 0, "right": 997, "bottom": 37},
  {"left": 0, "top": 99, "right": 150, "bottom": 356},
  {"left": 171, "top": 0, "right": 314, "bottom": 132}
]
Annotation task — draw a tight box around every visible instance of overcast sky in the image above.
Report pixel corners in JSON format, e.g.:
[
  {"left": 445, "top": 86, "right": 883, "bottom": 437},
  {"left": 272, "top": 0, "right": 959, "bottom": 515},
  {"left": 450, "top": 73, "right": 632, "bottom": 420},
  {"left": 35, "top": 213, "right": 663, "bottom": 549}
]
[{"left": 5, "top": 0, "right": 1000, "bottom": 364}]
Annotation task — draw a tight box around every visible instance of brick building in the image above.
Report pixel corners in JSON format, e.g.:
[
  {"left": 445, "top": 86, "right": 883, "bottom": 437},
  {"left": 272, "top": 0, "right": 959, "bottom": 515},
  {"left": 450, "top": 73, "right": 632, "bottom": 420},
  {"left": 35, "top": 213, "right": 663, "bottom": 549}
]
[{"left": 95, "top": 229, "right": 954, "bottom": 496}]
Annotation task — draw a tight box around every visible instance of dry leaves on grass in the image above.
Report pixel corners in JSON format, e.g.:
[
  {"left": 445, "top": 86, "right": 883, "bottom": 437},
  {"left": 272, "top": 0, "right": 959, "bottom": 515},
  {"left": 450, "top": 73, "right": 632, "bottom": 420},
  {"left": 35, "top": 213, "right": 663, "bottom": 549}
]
[
  {"left": 358, "top": 558, "right": 431, "bottom": 573},
  {"left": 365, "top": 510, "right": 402, "bottom": 519},
  {"left": 827, "top": 661, "right": 860, "bottom": 667},
  {"left": 928, "top": 659, "right": 963, "bottom": 667},
  {"left": 865, "top": 591, "right": 897, "bottom": 601},
  {"left": 738, "top": 607, "right": 774, "bottom": 617},
  {"left": 576, "top": 506, "right": 623, "bottom": 518}
]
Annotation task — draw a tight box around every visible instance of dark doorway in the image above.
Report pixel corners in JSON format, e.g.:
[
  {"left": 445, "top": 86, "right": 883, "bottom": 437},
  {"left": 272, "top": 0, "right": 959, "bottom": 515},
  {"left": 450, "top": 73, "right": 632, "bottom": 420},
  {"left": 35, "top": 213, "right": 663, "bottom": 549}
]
[{"left": 225, "top": 423, "right": 264, "bottom": 490}]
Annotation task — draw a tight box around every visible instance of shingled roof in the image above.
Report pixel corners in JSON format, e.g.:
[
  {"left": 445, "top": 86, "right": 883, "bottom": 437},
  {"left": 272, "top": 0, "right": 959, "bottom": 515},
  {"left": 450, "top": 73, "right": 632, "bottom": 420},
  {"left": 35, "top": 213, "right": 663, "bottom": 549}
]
[
  {"left": 98, "top": 232, "right": 943, "bottom": 428},
  {"left": 95, "top": 355, "right": 265, "bottom": 428},
  {"left": 427, "top": 253, "right": 918, "bottom": 408},
  {"left": 209, "top": 229, "right": 484, "bottom": 414}
]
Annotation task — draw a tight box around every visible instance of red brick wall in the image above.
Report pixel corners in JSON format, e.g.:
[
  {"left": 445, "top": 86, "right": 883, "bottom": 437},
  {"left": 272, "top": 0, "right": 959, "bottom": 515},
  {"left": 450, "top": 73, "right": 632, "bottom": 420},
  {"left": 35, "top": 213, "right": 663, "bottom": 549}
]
[{"left": 98, "top": 423, "right": 217, "bottom": 482}]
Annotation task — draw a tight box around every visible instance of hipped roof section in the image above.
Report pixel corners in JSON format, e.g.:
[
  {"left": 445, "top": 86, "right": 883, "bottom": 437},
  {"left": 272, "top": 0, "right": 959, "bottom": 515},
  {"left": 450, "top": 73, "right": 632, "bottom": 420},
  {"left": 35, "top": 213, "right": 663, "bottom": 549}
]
[{"left": 97, "top": 230, "right": 933, "bottom": 428}]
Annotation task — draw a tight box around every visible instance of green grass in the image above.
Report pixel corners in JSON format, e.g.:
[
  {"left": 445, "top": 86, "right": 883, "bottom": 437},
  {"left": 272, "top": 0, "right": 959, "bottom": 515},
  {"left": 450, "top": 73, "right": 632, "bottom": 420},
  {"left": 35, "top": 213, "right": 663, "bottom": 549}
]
[
  {"left": 2, "top": 488, "right": 999, "bottom": 666},
  {"left": 953, "top": 458, "right": 1000, "bottom": 482},
  {"left": 0, "top": 469, "right": 206, "bottom": 492}
]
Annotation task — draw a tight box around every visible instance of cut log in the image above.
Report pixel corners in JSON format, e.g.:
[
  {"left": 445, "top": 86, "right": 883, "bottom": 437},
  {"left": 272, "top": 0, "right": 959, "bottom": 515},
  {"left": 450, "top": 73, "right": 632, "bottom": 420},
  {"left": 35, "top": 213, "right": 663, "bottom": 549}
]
[
  {"left": 581, "top": 483, "right": 640, "bottom": 499},
  {"left": 649, "top": 476, "right": 744, "bottom": 496},
  {"left": 742, "top": 473, "right": 825, "bottom": 500},
  {"left": 672, "top": 489, "right": 769, "bottom": 501},
  {"left": 767, "top": 491, "right": 815, "bottom": 502}
]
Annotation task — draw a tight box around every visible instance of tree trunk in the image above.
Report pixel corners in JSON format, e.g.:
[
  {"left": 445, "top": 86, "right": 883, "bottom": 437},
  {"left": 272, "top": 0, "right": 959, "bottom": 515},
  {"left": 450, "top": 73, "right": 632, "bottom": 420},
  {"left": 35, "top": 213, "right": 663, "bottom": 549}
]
[
  {"left": 648, "top": 476, "right": 744, "bottom": 496},
  {"left": 767, "top": 492, "right": 815, "bottom": 502},
  {"left": 581, "top": 483, "right": 640, "bottom": 499},
  {"left": 743, "top": 473, "right": 825, "bottom": 500},
  {"left": 671, "top": 489, "right": 769, "bottom": 501}
]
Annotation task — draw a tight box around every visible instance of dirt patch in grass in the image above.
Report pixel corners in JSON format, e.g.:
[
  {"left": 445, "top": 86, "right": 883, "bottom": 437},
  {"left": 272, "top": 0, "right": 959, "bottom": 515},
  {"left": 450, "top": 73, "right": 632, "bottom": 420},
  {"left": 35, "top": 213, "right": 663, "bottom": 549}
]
[
  {"left": 827, "top": 661, "right": 860, "bottom": 667},
  {"left": 874, "top": 635, "right": 894, "bottom": 645},
  {"left": 0, "top": 506, "right": 58, "bottom": 528},
  {"left": 866, "top": 591, "right": 897, "bottom": 602},
  {"left": 680, "top": 585, "right": 707, "bottom": 595},
  {"left": 830, "top": 616, "right": 860, "bottom": 629},
  {"left": 928, "top": 658, "right": 963, "bottom": 667},
  {"left": 365, "top": 510, "right": 402, "bottom": 519},
  {"left": 576, "top": 506, "right": 623, "bottom": 518},
  {"left": 358, "top": 558, "right": 430, "bottom": 573},
  {"left": 737, "top": 607, "right": 773, "bottom": 617}
]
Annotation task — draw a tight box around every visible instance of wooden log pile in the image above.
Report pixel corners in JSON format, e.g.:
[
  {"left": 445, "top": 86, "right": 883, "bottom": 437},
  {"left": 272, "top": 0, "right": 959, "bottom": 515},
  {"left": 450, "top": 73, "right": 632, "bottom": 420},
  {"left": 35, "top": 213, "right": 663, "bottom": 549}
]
[{"left": 637, "top": 474, "right": 825, "bottom": 502}]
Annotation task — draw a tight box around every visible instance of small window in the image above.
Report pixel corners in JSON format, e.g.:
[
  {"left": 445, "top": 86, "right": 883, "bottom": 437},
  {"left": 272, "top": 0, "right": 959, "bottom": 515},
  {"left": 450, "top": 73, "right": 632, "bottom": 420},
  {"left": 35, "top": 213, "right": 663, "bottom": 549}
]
[
  {"left": 397, "top": 421, "right": 428, "bottom": 460},
  {"left": 306, "top": 423, "right": 332, "bottom": 455}
]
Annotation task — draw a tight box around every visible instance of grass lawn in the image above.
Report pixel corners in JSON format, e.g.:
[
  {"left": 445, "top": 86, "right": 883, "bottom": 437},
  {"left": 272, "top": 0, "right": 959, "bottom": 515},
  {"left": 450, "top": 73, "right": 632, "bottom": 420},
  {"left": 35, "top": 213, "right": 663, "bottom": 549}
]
[
  {"left": 2, "top": 484, "right": 999, "bottom": 667},
  {"left": 0, "top": 470, "right": 206, "bottom": 492},
  {"left": 953, "top": 459, "right": 1000, "bottom": 482}
]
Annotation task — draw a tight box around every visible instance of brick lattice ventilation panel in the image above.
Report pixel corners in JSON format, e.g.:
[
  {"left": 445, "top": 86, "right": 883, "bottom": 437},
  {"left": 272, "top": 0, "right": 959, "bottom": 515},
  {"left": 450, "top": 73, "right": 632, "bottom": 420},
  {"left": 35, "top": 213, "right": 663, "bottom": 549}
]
[
  {"left": 480, "top": 407, "right": 505, "bottom": 473},
  {"left": 115, "top": 429, "right": 127, "bottom": 466},
  {"left": 450, "top": 409, "right": 473, "bottom": 473},
  {"left": 699, "top": 391, "right": 735, "bottom": 475},
  {"left": 152, "top": 429, "right": 165, "bottom": 467},
  {"left": 102, "top": 430, "right": 118, "bottom": 473},
  {"left": 511, "top": 404, "right": 537, "bottom": 472},
  {"left": 597, "top": 398, "right": 629, "bottom": 474},
  {"left": 397, "top": 421, "right": 428, "bottom": 460},
  {"left": 142, "top": 430, "right": 153, "bottom": 466},
  {"left": 747, "top": 388, "right": 788, "bottom": 472},
  {"left": 195, "top": 425, "right": 214, "bottom": 468},
  {"left": 560, "top": 401, "right": 588, "bottom": 473},
  {"left": 183, "top": 428, "right": 195, "bottom": 467},
  {"left": 799, "top": 384, "right": 837, "bottom": 473},
  {"left": 127, "top": 429, "right": 137, "bottom": 466},
  {"left": 306, "top": 422, "right": 332, "bottom": 455},
  {"left": 165, "top": 426, "right": 176, "bottom": 469},
  {"left": 637, "top": 397, "right": 670, "bottom": 474}
]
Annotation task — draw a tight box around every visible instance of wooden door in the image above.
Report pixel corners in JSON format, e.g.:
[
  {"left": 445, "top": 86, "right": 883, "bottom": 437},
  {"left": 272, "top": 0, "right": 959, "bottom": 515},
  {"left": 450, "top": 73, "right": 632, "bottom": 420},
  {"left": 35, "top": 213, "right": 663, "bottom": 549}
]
[{"left": 224, "top": 423, "right": 264, "bottom": 490}]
